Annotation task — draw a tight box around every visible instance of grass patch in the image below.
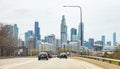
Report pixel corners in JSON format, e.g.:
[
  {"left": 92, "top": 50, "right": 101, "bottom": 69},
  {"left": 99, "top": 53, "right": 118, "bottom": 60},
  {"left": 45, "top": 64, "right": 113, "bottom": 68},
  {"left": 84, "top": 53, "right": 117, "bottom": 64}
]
[{"left": 111, "top": 61, "right": 118, "bottom": 65}]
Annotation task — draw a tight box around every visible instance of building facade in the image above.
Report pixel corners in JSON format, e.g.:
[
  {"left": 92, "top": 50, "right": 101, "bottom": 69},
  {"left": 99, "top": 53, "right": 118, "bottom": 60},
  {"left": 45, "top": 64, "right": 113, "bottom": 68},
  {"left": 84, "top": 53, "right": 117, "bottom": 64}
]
[
  {"left": 55, "top": 39, "right": 61, "bottom": 49},
  {"left": 78, "top": 22, "right": 84, "bottom": 46},
  {"left": 113, "top": 32, "right": 117, "bottom": 46},
  {"left": 61, "top": 15, "right": 67, "bottom": 47},
  {"left": 84, "top": 41, "right": 91, "bottom": 49},
  {"left": 101, "top": 35, "right": 105, "bottom": 46},
  {"left": 25, "top": 30, "right": 33, "bottom": 41},
  {"left": 44, "top": 34, "right": 56, "bottom": 52},
  {"left": 71, "top": 28, "right": 77, "bottom": 41},
  {"left": 68, "top": 40, "right": 81, "bottom": 52},
  {"left": 95, "top": 40, "right": 103, "bottom": 45},
  {"left": 34, "top": 21, "right": 41, "bottom": 40},
  {"left": 13, "top": 24, "right": 18, "bottom": 39}
]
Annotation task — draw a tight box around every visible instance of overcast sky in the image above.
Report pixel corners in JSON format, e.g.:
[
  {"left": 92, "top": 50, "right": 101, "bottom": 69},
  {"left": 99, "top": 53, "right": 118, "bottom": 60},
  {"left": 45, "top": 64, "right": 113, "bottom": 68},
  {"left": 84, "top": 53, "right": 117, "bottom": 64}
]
[{"left": 0, "top": 0, "right": 120, "bottom": 43}]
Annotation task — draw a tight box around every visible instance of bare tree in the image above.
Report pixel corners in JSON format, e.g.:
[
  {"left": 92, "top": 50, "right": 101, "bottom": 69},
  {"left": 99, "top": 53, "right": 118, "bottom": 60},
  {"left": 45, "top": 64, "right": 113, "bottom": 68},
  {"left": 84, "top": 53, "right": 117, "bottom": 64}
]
[{"left": 0, "top": 23, "right": 18, "bottom": 56}]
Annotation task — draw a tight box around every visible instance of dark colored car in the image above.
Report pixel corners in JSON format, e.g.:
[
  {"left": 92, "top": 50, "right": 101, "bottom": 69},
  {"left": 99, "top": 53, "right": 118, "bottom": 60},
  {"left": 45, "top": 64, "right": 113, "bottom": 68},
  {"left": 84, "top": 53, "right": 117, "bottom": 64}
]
[
  {"left": 47, "top": 52, "right": 52, "bottom": 58},
  {"left": 59, "top": 53, "right": 67, "bottom": 59},
  {"left": 38, "top": 52, "right": 49, "bottom": 60}
]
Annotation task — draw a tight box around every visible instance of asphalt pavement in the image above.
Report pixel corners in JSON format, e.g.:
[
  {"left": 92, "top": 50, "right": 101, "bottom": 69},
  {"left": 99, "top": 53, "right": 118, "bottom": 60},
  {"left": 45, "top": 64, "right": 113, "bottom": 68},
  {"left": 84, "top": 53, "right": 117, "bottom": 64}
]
[{"left": 0, "top": 57, "right": 104, "bottom": 69}]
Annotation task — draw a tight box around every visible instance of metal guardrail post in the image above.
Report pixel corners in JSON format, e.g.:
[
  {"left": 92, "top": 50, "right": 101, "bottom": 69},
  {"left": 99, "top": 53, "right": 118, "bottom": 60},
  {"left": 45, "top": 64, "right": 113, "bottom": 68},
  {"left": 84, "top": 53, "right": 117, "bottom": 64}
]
[
  {"left": 79, "top": 55, "right": 120, "bottom": 67},
  {"left": 118, "top": 62, "right": 120, "bottom": 66},
  {"left": 109, "top": 60, "right": 111, "bottom": 63}
]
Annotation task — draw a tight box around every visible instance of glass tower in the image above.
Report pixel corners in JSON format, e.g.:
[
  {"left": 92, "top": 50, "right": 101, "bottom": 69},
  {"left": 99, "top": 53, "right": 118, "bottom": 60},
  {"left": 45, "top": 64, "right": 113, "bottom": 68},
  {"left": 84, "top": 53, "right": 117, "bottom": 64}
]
[
  {"left": 61, "top": 15, "right": 67, "bottom": 46},
  {"left": 13, "top": 24, "right": 18, "bottom": 39},
  {"left": 78, "top": 22, "right": 84, "bottom": 46},
  {"left": 101, "top": 35, "right": 105, "bottom": 46},
  {"left": 25, "top": 30, "right": 33, "bottom": 41},
  {"left": 71, "top": 28, "right": 77, "bottom": 41},
  {"left": 113, "top": 32, "right": 116, "bottom": 46},
  {"left": 34, "top": 21, "right": 41, "bottom": 40}
]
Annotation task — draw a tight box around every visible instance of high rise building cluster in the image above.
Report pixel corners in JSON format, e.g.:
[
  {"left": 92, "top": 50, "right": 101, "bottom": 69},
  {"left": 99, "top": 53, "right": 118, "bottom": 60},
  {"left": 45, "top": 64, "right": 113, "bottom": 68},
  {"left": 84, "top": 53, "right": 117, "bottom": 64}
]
[
  {"left": 19, "top": 15, "right": 85, "bottom": 54},
  {"left": 5, "top": 24, "right": 19, "bottom": 47},
  {"left": 84, "top": 32, "right": 117, "bottom": 50},
  {"left": 16, "top": 15, "right": 118, "bottom": 55},
  {"left": 24, "top": 21, "right": 41, "bottom": 51},
  {"left": 60, "top": 15, "right": 84, "bottom": 53},
  {"left": 6, "top": 24, "right": 19, "bottom": 39}
]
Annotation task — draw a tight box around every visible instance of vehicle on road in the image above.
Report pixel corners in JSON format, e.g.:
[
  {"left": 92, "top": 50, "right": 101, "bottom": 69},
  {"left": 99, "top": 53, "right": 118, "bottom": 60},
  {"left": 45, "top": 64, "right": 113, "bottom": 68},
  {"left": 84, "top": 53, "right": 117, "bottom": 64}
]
[
  {"left": 38, "top": 52, "right": 49, "bottom": 60},
  {"left": 47, "top": 52, "right": 53, "bottom": 58},
  {"left": 59, "top": 52, "right": 67, "bottom": 59}
]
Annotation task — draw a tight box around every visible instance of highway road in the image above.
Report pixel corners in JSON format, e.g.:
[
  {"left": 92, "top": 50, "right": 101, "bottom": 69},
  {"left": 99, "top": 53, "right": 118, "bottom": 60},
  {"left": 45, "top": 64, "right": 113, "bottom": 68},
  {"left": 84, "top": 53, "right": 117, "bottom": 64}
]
[{"left": 0, "top": 57, "right": 104, "bottom": 69}]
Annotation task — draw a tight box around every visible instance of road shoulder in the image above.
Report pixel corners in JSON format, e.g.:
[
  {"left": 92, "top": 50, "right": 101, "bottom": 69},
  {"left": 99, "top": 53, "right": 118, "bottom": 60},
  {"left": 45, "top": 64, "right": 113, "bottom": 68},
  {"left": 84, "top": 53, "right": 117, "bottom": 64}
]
[{"left": 69, "top": 56, "right": 120, "bottom": 69}]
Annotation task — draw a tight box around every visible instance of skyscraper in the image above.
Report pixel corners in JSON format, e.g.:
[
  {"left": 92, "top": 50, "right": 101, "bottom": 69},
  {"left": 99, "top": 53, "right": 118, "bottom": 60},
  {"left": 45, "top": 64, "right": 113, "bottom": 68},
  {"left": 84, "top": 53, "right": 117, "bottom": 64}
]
[
  {"left": 34, "top": 21, "right": 41, "bottom": 40},
  {"left": 78, "top": 22, "right": 84, "bottom": 46},
  {"left": 13, "top": 24, "right": 18, "bottom": 39},
  {"left": 13, "top": 24, "right": 19, "bottom": 47},
  {"left": 5, "top": 25, "right": 13, "bottom": 36},
  {"left": 25, "top": 30, "right": 33, "bottom": 41},
  {"left": 101, "top": 35, "right": 105, "bottom": 46},
  {"left": 6, "top": 24, "right": 19, "bottom": 47},
  {"left": 113, "top": 32, "right": 116, "bottom": 46},
  {"left": 61, "top": 15, "right": 67, "bottom": 46},
  {"left": 71, "top": 28, "right": 77, "bottom": 41}
]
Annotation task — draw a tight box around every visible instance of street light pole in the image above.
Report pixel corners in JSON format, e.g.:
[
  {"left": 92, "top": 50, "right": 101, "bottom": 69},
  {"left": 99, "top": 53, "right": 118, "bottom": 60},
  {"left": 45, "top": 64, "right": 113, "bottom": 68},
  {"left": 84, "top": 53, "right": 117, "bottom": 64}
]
[
  {"left": 64, "top": 44, "right": 65, "bottom": 52},
  {"left": 63, "top": 5, "right": 83, "bottom": 46}
]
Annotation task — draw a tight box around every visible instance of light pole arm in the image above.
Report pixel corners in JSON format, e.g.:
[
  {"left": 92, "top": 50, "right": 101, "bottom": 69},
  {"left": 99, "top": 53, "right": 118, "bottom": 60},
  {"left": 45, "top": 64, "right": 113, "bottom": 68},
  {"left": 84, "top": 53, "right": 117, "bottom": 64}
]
[
  {"left": 63, "top": 5, "right": 83, "bottom": 46},
  {"left": 63, "top": 5, "right": 82, "bottom": 22}
]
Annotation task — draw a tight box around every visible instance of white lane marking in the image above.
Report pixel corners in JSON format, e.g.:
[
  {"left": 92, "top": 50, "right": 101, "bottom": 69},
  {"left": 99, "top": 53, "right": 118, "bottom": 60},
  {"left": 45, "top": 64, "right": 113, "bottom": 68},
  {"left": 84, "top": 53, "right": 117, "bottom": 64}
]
[
  {"left": 80, "top": 63, "right": 89, "bottom": 69},
  {"left": 0, "top": 60, "right": 36, "bottom": 69},
  {"left": 70, "top": 59, "right": 89, "bottom": 69}
]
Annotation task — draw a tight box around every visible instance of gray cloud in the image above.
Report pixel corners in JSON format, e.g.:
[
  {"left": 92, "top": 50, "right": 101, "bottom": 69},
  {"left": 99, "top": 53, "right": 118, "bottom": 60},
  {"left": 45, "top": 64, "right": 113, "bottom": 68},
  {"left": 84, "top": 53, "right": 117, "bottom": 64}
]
[{"left": 0, "top": 0, "right": 120, "bottom": 42}]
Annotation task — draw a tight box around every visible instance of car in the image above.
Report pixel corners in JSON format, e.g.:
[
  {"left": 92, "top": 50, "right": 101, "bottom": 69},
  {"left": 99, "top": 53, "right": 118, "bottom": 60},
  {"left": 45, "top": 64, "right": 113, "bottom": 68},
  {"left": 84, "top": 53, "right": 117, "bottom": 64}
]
[
  {"left": 59, "top": 52, "right": 67, "bottom": 59},
  {"left": 47, "top": 52, "right": 52, "bottom": 58},
  {"left": 38, "top": 52, "right": 49, "bottom": 60}
]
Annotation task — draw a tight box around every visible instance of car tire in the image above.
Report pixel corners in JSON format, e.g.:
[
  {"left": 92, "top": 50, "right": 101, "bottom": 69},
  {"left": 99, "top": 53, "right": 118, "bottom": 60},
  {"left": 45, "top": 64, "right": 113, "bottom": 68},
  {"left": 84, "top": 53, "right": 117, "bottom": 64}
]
[
  {"left": 46, "top": 58, "right": 48, "bottom": 60},
  {"left": 38, "top": 58, "right": 40, "bottom": 60}
]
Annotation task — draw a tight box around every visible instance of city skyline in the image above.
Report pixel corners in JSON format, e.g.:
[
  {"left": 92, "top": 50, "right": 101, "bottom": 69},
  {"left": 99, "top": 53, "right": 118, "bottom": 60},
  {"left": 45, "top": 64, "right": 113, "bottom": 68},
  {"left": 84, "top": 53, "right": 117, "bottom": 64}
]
[
  {"left": 1, "top": 1, "right": 120, "bottom": 69},
  {"left": 0, "top": 0, "right": 120, "bottom": 43}
]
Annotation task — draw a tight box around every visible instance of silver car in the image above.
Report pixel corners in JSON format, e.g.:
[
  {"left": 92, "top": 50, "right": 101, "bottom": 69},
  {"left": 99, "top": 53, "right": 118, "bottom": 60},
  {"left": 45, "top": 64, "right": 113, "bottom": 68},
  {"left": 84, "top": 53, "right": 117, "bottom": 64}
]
[{"left": 38, "top": 52, "right": 49, "bottom": 60}]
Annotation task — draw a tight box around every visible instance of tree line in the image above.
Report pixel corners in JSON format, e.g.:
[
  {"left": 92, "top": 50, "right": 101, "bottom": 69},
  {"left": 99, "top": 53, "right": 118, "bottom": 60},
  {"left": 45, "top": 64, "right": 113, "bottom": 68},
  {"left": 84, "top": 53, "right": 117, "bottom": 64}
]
[
  {"left": 104, "top": 46, "right": 120, "bottom": 59},
  {"left": 0, "top": 23, "right": 18, "bottom": 56}
]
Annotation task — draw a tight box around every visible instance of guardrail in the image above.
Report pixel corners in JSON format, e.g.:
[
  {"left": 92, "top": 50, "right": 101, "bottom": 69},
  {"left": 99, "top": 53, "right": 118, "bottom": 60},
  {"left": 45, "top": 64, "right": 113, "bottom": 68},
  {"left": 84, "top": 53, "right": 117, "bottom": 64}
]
[{"left": 79, "top": 55, "right": 120, "bottom": 66}]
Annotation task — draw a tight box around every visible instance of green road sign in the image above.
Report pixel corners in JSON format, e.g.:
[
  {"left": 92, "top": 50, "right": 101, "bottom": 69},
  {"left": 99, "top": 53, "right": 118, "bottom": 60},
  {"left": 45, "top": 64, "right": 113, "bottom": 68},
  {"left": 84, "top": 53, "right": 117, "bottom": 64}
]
[{"left": 80, "top": 49, "right": 83, "bottom": 53}]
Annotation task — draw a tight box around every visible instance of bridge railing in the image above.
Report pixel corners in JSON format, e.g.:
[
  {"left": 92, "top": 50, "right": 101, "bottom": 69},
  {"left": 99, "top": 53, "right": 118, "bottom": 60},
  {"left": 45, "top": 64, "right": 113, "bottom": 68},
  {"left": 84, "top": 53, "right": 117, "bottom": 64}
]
[{"left": 78, "top": 55, "right": 120, "bottom": 66}]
